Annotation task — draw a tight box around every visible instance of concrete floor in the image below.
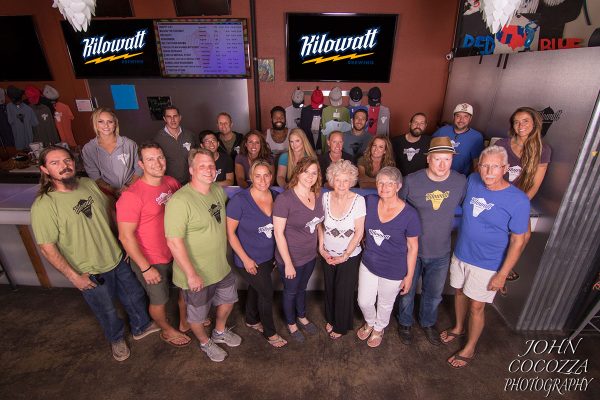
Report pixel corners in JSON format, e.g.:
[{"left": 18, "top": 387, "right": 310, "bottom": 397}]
[{"left": 0, "top": 285, "right": 598, "bottom": 400}]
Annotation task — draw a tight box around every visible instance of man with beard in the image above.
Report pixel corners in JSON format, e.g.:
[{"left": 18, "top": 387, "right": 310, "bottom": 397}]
[
  {"left": 343, "top": 109, "right": 371, "bottom": 165},
  {"left": 433, "top": 103, "right": 484, "bottom": 175},
  {"left": 392, "top": 113, "right": 431, "bottom": 176},
  {"left": 153, "top": 106, "right": 198, "bottom": 184},
  {"left": 264, "top": 106, "right": 289, "bottom": 163},
  {"left": 31, "top": 146, "right": 158, "bottom": 362}
]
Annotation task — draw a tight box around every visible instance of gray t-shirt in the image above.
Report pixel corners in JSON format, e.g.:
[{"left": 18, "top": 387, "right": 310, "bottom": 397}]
[
  {"left": 273, "top": 189, "right": 324, "bottom": 267},
  {"left": 343, "top": 131, "right": 370, "bottom": 164},
  {"left": 400, "top": 169, "right": 466, "bottom": 258},
  {"left": 82, "top": 135, "right": 142, "bottom": 189},
  {"left": 153, "top": 127, "right": 198, "bottom": 184}
]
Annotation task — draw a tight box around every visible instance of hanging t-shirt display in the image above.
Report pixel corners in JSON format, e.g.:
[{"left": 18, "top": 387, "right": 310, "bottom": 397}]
[
  {"left": 7, "top": 102, "right": 38, "bottom": 150},
  {"left": 53, "top": 102, "right": 77, "bottom": 147},
  {"left": 299, "top": 106, "right": 323, "bottom": 151},
  {"left": 31, "top": 103, "right": 60, "bottom": 146},
  {"left": 285, "top": 105, "right": 302, "bottom": 130}
]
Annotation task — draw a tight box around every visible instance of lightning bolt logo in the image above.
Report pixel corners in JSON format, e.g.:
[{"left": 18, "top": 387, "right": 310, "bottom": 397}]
[
  {"left": 85, "top": 52, "right": 143, "bottom": 65},
  {"left": 302, "top": 52, "right": 374, "bottom": 64}
]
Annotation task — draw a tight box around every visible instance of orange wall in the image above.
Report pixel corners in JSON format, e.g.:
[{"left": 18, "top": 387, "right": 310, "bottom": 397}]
[{"left": 1, "top": 0, "right": 457, "bottom": 143}]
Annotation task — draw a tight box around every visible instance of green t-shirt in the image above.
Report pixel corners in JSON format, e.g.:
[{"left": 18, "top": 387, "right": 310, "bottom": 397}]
[
  {"left": 31, "top": 177, "right": 122, "bottom": 274},
  {"left": 164, "top": 183, "right": 230, "bottom": 289}
]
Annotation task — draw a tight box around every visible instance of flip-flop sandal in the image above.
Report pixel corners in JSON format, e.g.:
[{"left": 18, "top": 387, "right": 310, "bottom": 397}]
[
  {"left": 245, "top": 322, "right": 264, "bottom": 333},
  {"left": 506, "top": 271, "right": 520, "bottom": 282},
  {"left": 329, "top": 331, "right": 343, "bottom": 340},
  {"left": 440, "top": 329, "right": 465, "bottom": 344},
  {"left": 288, "top": 329, "right": 305, "bottom": 342},
  {"left": 160, "top": 332, "right": 192, "bottom": 347},
  {"left": 297, "top": 320, "right": 318, "bottom": 335},
  {"left": 447, "top": 352, "right": 476, "bottom": 368},
  {"left": 357, "top": 323, "right": 374, "bottom": 341},
  {"left": 499, "top": 286, "right": 508, "bottom": 296},
  {"left": 267, "top": 334, "right": 288, "bottom": 348},
  {"left": 367, "top": 330, "right": 384, "bottom": 348}
]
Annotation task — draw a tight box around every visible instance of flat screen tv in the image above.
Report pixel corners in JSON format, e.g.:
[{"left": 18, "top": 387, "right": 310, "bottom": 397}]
[
  {"left": 286, "top": 13, "right": 398, "bottom": 82},
  {"left": 61, "top": 19, "right": 161, "bottom": 78},
  {"left": 154, "top": 19, "right": 250, "bottom": 78},
  {"left": 0, "top": 16, "right": 52, "bottom": 81}
]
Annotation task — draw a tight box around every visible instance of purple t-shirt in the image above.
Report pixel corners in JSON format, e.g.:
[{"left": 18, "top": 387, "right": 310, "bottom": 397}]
[
  {"left": 363, "top": 194, "right": 421, "bottom": 280},
  {"left": 495, "top": 138, "right": 552, "bottom": 184},
  {"left": 227, "top": 188, "right": 278, "bottom": 268},
  {"left": 273, "top": 189, "right": 324, "bottom": 266}
]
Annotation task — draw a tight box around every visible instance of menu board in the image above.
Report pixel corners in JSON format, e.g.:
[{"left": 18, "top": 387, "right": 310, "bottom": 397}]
[{"left": 155, "top": 19, "right": 250, "bottom": 78}]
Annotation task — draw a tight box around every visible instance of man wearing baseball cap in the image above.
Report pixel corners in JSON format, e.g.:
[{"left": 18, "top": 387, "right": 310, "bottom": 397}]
[
  {"left": 433, "top": 103, "right": 484, "bottom": 175},
  {"left": 396, "top": 137, "right": 466, "bottom": 346},
  {"left": 441, "top": 145, "right": 529, "bottom": 368}
]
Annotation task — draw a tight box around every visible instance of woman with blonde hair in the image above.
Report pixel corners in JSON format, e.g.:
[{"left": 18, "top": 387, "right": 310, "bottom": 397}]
[
  {"left": 276, "top": 128, "right": 317, "bottom": 187},
  {"left": 82, "top": 108, "right": 141, "bottom": 198},
  {"left": 357, "top": 135, "right": 395, "bottom": 188}
]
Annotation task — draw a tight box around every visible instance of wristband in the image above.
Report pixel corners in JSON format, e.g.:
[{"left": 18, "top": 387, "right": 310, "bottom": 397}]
[{"left": 141, "top": 266, "right": 152, "bottom": 273}]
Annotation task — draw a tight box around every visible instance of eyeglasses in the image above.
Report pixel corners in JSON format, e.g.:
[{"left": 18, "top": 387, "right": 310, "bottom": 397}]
[{"left": 479, "top": 164, "right": 505, "bottom": 171}]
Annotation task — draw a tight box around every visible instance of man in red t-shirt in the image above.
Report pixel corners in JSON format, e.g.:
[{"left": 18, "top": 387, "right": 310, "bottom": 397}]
[{"left": 116, "top": 142, "right": 191, "bottom": 347}]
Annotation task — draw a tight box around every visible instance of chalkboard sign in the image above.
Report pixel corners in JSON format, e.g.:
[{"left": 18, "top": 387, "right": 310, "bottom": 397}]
[{"left": 147, "top": 96, "right": 172, "bottom": 120}]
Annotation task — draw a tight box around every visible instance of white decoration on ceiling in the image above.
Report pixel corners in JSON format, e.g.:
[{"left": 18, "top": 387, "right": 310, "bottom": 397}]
[
  {"left": 480, "top": 0, "right": 524, "bottom": 33},
  {"left": 52, "top": 0, "right": 96, "bottom": 32}
]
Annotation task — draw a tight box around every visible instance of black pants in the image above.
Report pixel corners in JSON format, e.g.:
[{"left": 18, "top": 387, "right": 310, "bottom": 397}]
[
  {"left": 322, "top": 254, "right": 361, "bottom": 335},
  {"left": 238, "top": 259, "right": 277, "bottom": 338}
]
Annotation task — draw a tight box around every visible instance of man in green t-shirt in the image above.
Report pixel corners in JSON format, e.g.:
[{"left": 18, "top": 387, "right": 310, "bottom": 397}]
[
  {"left": 30, "top": 146, "right": 159, "bottom": 362},
  {"left": 166, "top": 148, "right": 241, "bottom": 362}
]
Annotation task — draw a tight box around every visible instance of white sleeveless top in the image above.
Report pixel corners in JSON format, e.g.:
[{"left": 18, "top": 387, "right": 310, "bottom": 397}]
[
  {"left": 266, "top": 128, "right": 289, "bottom": 156},
  {"left": 322, "top": 192, "right": 366, "bottom": 258}
]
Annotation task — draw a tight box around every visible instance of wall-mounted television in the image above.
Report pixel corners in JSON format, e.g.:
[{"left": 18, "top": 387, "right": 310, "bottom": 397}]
[
  {"left": 0, "top": 16, "right": 53, "bottom": 81},
  {"left": 61, "top": 19, "right": 161, "bottom": 78},
  {"left": 154, "top": 19, "right": 250, "bottom": 78},
  {"left": 286, "top": 13, "right": 398, "bottom": 82}
]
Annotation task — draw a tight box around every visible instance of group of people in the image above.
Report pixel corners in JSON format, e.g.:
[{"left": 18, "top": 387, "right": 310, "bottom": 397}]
[{"left": 30, "top": 101, "right": 551, "bottom": 368}]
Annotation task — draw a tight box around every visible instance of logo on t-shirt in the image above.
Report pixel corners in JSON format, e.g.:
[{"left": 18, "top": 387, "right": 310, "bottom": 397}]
[
  {"left": 155, "top": 190, "right": 173, "bottom": 205},
  {"left": 73, "top": 196, "right": 94, "bottom": 219},
  {"left": 508, "top": 165, "right": 522, "bottom": 182},
  {"left": 470, "top": 197, "right": 494, "bottom": 217},
  {"left": 213, "top": 169, "right": 222, "bottom": 182},
  {"left": 369, "top": 229, "right": 390, "bottom": 246},
  {"left": 55, "top": 111, "right": 63, "bottom": 122},
  {"left": 182, "top": 142, "right": 191, "bottom": 151},
  {"left": 404, "top": 148, "right": 420, "bottom": 162},
  {"left": 117, "top": 153, "right": 130, "bottom": 166},
  {"left": 305, "top": 216, "right": 324, "bottom": 234},
  {"left": 258, "top": 223, "right": 274, "bottom": 238},
  {"left": 425, "top": 190, "right": 450, "bottom": 210},
  {"left": 209, "top": 202, "right": 223, "bottom": 223},
  {"left": 41, "top": 113, "right": 50, "bottom": 121},
  {"left": 451, "top": 139, "right": 460, "bottom": 148}
]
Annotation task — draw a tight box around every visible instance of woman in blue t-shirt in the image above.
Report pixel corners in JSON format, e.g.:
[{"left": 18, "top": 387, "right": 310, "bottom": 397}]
[
  {"left": 226, "top": 160, "right": 287, "bottom": 348},
  {"left": 357, "top": 166, "right": 421, "bottom": 348}
]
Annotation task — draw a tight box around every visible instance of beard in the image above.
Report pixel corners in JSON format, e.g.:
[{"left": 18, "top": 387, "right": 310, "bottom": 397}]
[
  {"left": 409, "top": 128, "right": 423, "bottom": 137},
  {"left": 54, "top": 168, "right": 78, "bottom": 190},
  {"left": 272, "top": 121, "right": 285, "bottom": 130}
]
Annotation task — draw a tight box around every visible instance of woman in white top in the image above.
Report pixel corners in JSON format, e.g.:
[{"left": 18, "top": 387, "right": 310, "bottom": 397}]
[{"left": 318, "top": 160, "right": 366, "bottom": 339}]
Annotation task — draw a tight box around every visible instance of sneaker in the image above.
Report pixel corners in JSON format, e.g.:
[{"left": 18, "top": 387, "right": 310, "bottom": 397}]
[
  {"left": 398, "top": 325, "right": 412, "bottom": 345},
  {"left": 211, "top": 327, "right": 242, "bottom": 347},
  {"left": 111, "top": 338, "right": 130, "bottom": 362},
  {"left": 132, "top": 321, "right": 161, "bottom": 340},
  {"left": 422, "top": 326, "right": 442, "bottom": 346},
  {"left": 200, "top": 339, "right": 227, "bottom": 362}
]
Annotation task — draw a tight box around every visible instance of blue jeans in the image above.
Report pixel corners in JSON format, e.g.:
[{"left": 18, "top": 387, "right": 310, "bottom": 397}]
[
  {"left": 81, "top": 259, "right": 151, "bottom": 343},
  {"left": 277, "top": 258, "right": 316, "bottom": 325},
  {"left": 397, "top": 254, "right": 450, "bottom": 328}
]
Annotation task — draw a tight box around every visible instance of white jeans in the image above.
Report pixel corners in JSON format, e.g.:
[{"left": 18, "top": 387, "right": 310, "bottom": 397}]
[{"left": 357, "top": 263, "right": 402, "bottom": 331}]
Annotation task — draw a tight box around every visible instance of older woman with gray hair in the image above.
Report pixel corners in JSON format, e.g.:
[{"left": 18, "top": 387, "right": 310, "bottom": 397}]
[
  {"left": 356, "top": 166, "right": 421, "bottom": 347},
  {"left": 317, "top": 160, "right": 366, "bottom": 339}
]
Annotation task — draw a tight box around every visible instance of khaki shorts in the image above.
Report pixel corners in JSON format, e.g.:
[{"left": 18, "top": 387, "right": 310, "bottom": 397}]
[
  {"left": 130, "top": 259, "right": 172, "bottom": 305},
  {"left": 449, "top": 255, "right": 498, "bottom": 303},
  {"left": 182, "top": 271, "right": 238, "bottom": 324}
]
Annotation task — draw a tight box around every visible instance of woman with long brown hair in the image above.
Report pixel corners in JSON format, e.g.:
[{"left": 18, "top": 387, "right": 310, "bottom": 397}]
[
  {"left": 235, "top": 130, "right": 273, "bottom": 188},
  {"left": 357, "top": 134, "right": 396, "bottom": 188}
]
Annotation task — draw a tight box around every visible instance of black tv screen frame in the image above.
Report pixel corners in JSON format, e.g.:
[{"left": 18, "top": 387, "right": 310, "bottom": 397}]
[{"left": 286, "top": 13, "right": 398, "bottom": 83}]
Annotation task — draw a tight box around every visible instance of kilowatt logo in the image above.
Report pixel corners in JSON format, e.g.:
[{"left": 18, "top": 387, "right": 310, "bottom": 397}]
[
  {"left": 299, "top": 28, "right": 379, "bottom": 64},
  {"left": 82, "top": 29, "right": 147, "bottom": 65}
]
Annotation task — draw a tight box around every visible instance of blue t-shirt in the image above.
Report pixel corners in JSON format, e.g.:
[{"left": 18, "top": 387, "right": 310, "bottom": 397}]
[
  {"left": 433, "top": 125, "right": 484, "bottom": 175},
  {"left": 226, "top": 188, "right": 278, "bottom": 268},
  {"left": 455, "top": 173, "right": 530, "bottom": 271},
  {"left": 278, "top": 152, "right": 289, "bottom": 167},
  {"left": 362, "top": 195, "right": 421, "bottom": 280}
]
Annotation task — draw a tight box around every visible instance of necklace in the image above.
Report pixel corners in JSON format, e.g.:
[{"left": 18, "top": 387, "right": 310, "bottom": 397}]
[{"left": 295, "top": 187, "right": 312, "bottom": 203}]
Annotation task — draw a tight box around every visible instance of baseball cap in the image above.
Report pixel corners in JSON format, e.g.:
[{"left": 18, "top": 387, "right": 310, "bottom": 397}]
[
  {"left": 311, "top": 88, "right": 324, "bottom": 109},
  {"left": 453, "top": 103, "right": 473, "bottom": 115},
  {"left": 24, "top": 86, "right": 42, "bottom": 105},
  {"left": 368, "top": 87, "right": 381, "bottom": 106},
  {"left": 349, "top": 87, "right": 362, "bottom": 107},
  {"left": 426, "top": 136, "right": 457, "bottom": 154},
  {"left": 6, "top": 85, "right": 24, "bottom": 102},
  {"left": 43, "top": 85, "right": 60, "bottom": 100},
  {"left": 329, "top": 87, "right": 343, "bottom": 107},
  {"left": 291, "top": 89, "right": 304, "bottom": 107}
]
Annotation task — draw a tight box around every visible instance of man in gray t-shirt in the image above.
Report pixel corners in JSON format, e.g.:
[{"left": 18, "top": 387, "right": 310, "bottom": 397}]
[{"left": 396, "top": 136, "right": 466, "bottom": 346}]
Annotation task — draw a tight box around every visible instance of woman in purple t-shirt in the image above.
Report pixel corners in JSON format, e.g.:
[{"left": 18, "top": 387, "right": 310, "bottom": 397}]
[
  {"left": 273, "top": 156, "right": 324, "bottom": 342},
  {"left": 357, "top": 167, "right": 421, "bottom": 348},
  {"left": 226, "top": 160, "right": 287, "bottom": 348}
]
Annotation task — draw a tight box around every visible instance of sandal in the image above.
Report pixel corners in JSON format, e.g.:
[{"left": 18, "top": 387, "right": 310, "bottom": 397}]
[
  {"left": 439, "top": 329, "right": 465, "bottom": 344},
  {"left": 367, "top": 329, "right": 384, "bottom": 348},
  {"left": 288, "top": 328, "right": 305, "bottom": 343},
  {"left": 329, "top": 331, "right": 342, "bottom": 340},
  {"left": 267, "top": 334, "right": 288, "bottom": 348},
  {"left": 357, "top": 323, "right": 374, "bottom": 341},
  {"left": 245, "top": 322, "right": 264, "bottom": 333},
  {"left": 506, "top": 271, "right": 520, "bottom": 282},
  {"left": 297, "top": 319, "right": 318, "bottom": 335},
  {"left": 160, "top": 332, "right": 192, "bottom": 347},
  {"left": 447, "top": 352, "right": 476, "bottom": 368}
]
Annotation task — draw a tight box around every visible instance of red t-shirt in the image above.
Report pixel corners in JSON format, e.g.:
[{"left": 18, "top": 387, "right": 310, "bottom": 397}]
[
  {"left": 116, "top": 176, "right": 181, "bottom": 264},
  {"left": 54, "top": 102, "right": 77, "bottom": 147}
]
